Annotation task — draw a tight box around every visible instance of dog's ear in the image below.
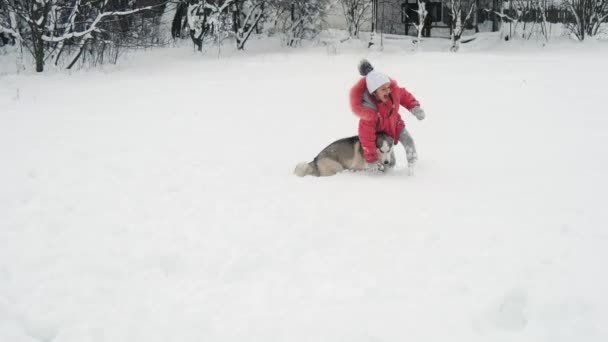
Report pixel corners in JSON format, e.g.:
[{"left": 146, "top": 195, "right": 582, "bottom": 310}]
[
  {"left": 375, "top": 133, "right": 388, "bottom": 146},
  {"left": 381, "top": 134, "right": 394, "bottom": 148}
]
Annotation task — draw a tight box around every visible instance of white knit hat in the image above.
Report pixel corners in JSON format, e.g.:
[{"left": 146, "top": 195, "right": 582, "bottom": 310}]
[{"left": 365, "top": 70, "right": 390, "bottom": 94}]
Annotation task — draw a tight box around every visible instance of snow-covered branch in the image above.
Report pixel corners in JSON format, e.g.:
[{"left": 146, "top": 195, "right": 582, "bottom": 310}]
[
  {"left": 204, "top": 0, "right": 235, "bottom": 14},
  {"left": 235, "top": 0, "right": 266, "bottom": 50},
  {"left": 483, "top": 8, "right": 516, "bottom": 22},
  {"left": 1, "top": 0, "right": 168, "bottom": 71},
  {"left": 41, "top": 6, "right": 157, "bottom": 42},
  {"left": 0, "top": 24, "right": 18, "bottom": 37}
]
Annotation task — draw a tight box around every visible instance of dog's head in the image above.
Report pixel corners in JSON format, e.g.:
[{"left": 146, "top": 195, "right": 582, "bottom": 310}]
[{"left": 375, "top": 133, "right": 395, "bottom": 165}]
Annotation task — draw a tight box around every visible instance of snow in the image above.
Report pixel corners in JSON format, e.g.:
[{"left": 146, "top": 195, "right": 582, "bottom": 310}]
[{"left": 1, "top": 34, "right": 608, "bottom": 342}]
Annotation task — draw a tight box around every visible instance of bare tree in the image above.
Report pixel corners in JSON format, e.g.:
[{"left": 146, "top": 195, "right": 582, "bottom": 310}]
[
  {"left": 339, "top": 0, "right": 372, "bottom": 38},
  {"left": 205, "top": 0, "right": 236, "bottom": 56},
  {"left": 186, "top": 0, "right": 215, "bottom": 51},
  {"left": 176, "top": 0, "right": 269, "bottom": 52},
  {"left": 448, "top": 0, "right": 476, "bottom": 51},
  {"left": 527, "top": 0, "right": 551, "bottom": 42},
  {"left": 269, "top": 0, "right": 332, "bottom": 47},
  {"left": 0, "top": 0, "right": 162, "bottom": 71},
  {"left": 232, "top": 0, "right": 266, "bottom": 50},
  {"left": 484, "top": 2, "right": 516, "bottom": 40},
  {"left": 564, "top": 0, "right": 608, "bottom": 40},
  {"left": 402, "top": 0, "right": 428, "bottom": 49},
  {"left": 0, "top": 0, "right": 24, "bottom": 69}
]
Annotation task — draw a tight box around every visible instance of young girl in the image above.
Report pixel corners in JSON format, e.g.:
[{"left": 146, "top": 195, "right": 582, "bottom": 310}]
[{"left": 349, "top": 60, "right": 426, "bottom": 174}]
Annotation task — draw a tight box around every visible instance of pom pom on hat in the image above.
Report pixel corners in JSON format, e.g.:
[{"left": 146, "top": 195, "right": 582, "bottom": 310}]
[
  {"left": 358, "top": 59, "right": 374, "bottom": 76},
  {"left": 358, "top": 59, "right": 390, "bottom": 94}
]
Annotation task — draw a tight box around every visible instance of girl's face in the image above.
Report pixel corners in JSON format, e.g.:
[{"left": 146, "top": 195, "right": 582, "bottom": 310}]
[{"left": 373, "top": 83, "right": 391, "bottom": 103}]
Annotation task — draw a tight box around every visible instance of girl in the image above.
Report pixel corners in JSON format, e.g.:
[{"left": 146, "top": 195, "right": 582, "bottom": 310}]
[{"left": 349, "top": 60, "right": 426, "bottom": 174}]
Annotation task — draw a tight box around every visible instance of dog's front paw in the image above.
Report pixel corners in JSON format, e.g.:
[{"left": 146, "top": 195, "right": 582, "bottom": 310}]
[{"left": 366, "top": 162, "right": 385, "bottom": 173}]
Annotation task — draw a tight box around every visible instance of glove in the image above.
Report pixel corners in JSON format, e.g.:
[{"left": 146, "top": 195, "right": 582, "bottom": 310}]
[
  {"left": 366, "top": 162, "right": 385, "bottom": 173},
  {"left": 411, "top": 106, "right": 425, "bottom": 120}
]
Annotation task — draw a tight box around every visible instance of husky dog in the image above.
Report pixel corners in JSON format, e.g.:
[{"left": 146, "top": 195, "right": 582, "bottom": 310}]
[{"left": 294, "top": 133, "right": 396, "bottom": 177}]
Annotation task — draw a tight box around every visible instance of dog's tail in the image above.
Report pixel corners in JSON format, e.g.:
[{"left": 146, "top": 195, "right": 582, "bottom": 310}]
[{"left": 294, "top": 161, "right": 316, "bottom": 177}]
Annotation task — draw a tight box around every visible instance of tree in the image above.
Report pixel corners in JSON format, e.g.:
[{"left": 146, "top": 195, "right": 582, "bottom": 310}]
[
  {"left": 402, "top": 0, "right": 428, "bottom": 49},
  {"left": 232, "top": 0, "right": 266, "bottom": 50},
  {"left": 0, "top": 0, "right": 162, "bottom": 72},
  {"left": 448, "top": 0, "right": 476, "bottom": 51},
  {"left": 185, "top": 0, "right": 215, "bottom": 51},
  {"left": 527, "top": 0, "right": 551, "bottom": 42},
  {"left": 564, "top": 0, "right": 608, "bottom": 41},
  {"left": 172, "top": 1, "right": 190, "bottom": 39},
  {"left": 174, "top": 0, "right": 265, "bottom": 52},
  {"left": 339, "top": 0, "right": 372, "bottom": 38},
  {"left": 268, "top": 0, "right": 332, "bottom": 47}
]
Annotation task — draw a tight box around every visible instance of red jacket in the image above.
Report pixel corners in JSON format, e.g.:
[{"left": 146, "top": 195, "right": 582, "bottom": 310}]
[{"left": 349, "top": 78, "right": 420, "bottom": 162}]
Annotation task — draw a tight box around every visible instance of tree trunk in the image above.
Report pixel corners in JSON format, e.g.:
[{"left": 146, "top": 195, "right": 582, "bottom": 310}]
[
  {"left": 67, "top": 39, "right": 89, "bottom": 70},
  {"left": 417, "top": 0, "right": 426, "bottom": 48},
  {"left": 236, "top": 2, "right": 264, "bottom": 50},
  {"left": 34, "top": 35, "right": 45, "bottom": 72},
  {"left": 233, "top": 2, "right": 241, "bottom": 48},
  {"left": 54, "top": 41, "right": 66, "bottom": 66}
]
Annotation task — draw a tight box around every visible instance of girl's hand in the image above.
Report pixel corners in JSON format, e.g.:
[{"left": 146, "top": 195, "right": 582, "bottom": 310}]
[{"left": 411, "top": 107, "right": 426, "bottom": 120}]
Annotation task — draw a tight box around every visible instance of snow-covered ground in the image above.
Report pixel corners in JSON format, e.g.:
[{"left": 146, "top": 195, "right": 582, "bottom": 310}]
[{"left": 1, "top": 35, "right": 608, "bottom": 342}]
